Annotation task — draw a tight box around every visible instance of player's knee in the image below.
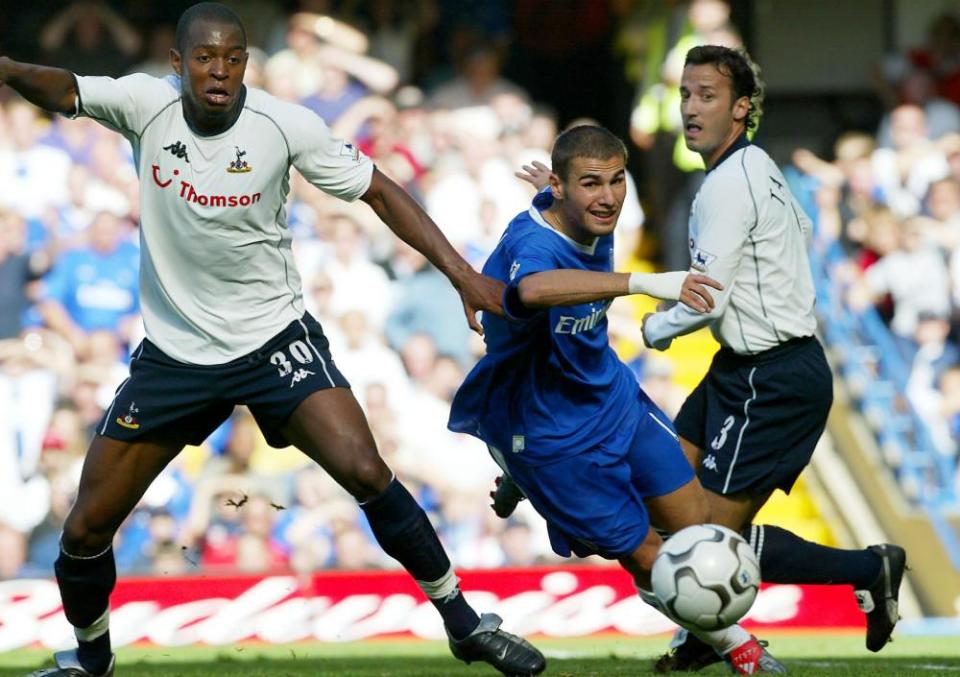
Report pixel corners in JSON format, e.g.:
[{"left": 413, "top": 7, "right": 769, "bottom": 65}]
[
  {"left": 61, "top": 511, "right": 116, "bottom": 556},
  {"left": 345, "top": 453, "right": 391, "bottom": 501}
]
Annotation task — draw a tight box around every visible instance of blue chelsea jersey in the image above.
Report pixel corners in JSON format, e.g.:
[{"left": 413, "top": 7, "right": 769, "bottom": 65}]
[{"left": 449, "top": 190, "right": 642, "bottom": 465}]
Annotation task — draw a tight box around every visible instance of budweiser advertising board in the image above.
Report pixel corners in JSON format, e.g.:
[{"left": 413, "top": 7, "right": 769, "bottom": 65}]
[{"left": 0, "top": 566, "right": 863, "bottom": 650}]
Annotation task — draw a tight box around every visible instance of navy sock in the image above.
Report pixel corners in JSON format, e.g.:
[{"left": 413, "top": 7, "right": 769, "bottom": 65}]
[
  {"left": 431, "top": 589, "right": 481, "bottom": 640},
  {"left": 54, "top": 544, "right": 116, "bottom": 673},
  {"left": 743, "top": 524, "right": 881, "bottom": 588},
  {"left": 77, "top": 631, "right": 112, "bottom": 675},
  {"left": 360, "top": 479, "right": 479, "bottom": 639}
]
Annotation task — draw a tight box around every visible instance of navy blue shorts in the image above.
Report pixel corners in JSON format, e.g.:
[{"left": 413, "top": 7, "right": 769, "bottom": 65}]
[
  {"left": 497, "top": 391, "right": 695, "bottom": 560},
  {"left": 674, "top": 336, "right": 832, "bottom": 496},
  {"left": 97, "top": 313, "right": 350, "bottom": 448}
]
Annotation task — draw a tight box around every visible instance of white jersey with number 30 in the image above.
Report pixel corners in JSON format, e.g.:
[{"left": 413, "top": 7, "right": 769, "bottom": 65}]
[{"left": 74, "top": 73, "right": 373, "bottom": 364}]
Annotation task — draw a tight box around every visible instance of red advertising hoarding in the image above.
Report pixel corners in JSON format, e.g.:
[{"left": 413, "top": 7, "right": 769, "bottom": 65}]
[{"left": 0, "top": 566, "right": 864, "bottom": 650}]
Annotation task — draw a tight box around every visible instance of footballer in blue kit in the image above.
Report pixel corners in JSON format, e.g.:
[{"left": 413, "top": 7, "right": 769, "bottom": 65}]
[
  {"left": 450, "top": 187, "right": 694, "bottom": 560},
  {"left": 449, "top": 124, "right": 723, "bottom": 579},
  {"left": 449, "top": 125, "right": 792, "bottom": 675}
]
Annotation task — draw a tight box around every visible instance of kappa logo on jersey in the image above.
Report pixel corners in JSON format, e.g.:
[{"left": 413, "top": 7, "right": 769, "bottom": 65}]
[
  {"left": 509, "top": 261, "right": 520, "bottom": 281},
  {"left": 117, "top": 401, "right": 141, "bottom": 429},
  {"left": 339, "top": 141, "right": 360, "bottom": 162},
  {"left": 554, "top": 300, "right": 611, "bottom": 335},
  {"left": 163, "top": 141, "right": 190, "bottom": 163},
  {"left": 227, "top": 146, "right": 252, "bottom": 173},
  {"left": 151, "top": 165, "right": 262, "bottom": 207},
  {"left": 288, "top": 368, "right": 315, "bottom": 388}
]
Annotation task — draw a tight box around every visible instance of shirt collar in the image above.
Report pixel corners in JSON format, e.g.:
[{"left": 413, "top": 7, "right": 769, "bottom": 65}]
[
  {"left": 528, "top": 188, "right": 598, "bottom": 255},
  {"left": 706, "top": 133, "right": 751, "bottom": 174}
]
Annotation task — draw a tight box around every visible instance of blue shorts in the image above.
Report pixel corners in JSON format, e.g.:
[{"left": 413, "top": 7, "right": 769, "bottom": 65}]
[
  {"left": 97, "top": 313, "right": 350, "bottom": 448},
  {"left": 674, "top": 336, "right": 832, "bottom": 496},
  {"left": 501, "top": 392, "right": 694, "bottom": 560}
]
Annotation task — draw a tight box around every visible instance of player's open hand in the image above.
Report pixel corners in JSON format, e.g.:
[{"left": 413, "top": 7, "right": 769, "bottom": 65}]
[
  {"left": 456, "top": 270, "right": 505, "bottom": 335},
  {"left": 679, "top": 273, "right": 723, "bottom": 313},
  {"left": 514, "top": 160, "right": 552, "bottom": 192}
]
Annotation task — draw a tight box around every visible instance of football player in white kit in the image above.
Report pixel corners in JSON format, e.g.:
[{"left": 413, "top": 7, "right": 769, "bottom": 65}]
[
  {"left": 2, "top": 4, "right": 544, "bottom": 676},
  {"left": 642, "top": 45, "right": 907, "bottom": 672}
]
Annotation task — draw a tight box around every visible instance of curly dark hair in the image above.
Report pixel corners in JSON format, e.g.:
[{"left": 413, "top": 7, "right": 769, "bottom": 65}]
[{"left": 685, "top": 45, "right": 765, "bottom": 131}]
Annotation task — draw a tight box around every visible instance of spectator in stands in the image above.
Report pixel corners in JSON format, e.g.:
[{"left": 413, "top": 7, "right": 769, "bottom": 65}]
[
  {"left": 935, "top": 366, "right": 960, "bottom": 461},
  {"left": 385, "top": 240, "right": 473, "bottom": 366},
  {"left": 333, "top": 309, "right": 412, "bottom": 412},
  {"left": 300, "top": 43, "right": 398, "bottom": 125},
  {"left": 923, "top": 177, "right": 960, "bottom": 250},
  {"left": 899, "top": 12, "right": 960, "bottom": 106},
  {"left": 876, "top": 67, "right": 960, "bottom": 147},
  {"left": 126, "top": 24, "right": 176, "bottom": 78},
  {"left": 325, "top": 213, "right": 393, "bottom": 330},
  {"left": 39, "top": 0, "right": 141, "bottom": 77},
  {"left": 871, "top": 104, "right": 949, "bottom": 217},
  {"left": 39, "top": 211, "right": 139, "bottom": 359},
  {"left": 428, "top": 41, "right": 528, "bottom": 110},
  {"left": 354, "top": 0, "right": 438, "bottom": 86},
  {"left": 849, "top": 216, "right": 951, "bottom": 345},
  {"left": 0, "top": 100, "right": 71, "bottom": 220},
  {"left": 0, "top": 211, "right": 48, "bottom": 340},
  {"left": 265, "top": 11, "right": 370, "bottom": 101}
]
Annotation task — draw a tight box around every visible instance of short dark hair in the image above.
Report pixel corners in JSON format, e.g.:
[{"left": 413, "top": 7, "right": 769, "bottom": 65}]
[
  {"left": 685, "top": 45, "right": 764, "bottom": 131},
  {"left": 175, "top": 2, "right": 247, "bottom": 54},
  {"left": 551, "top": 125, "right": 628, "bottom": 181}
]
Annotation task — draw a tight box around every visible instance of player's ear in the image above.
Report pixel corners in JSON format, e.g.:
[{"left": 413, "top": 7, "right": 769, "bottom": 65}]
[
  {"left": 170, "top": 48, "right": 182, "bottom": 77},
  {"left": 732, "top": 95, "right": 750, "bottom": 125},
  {"left": 548, "top": 172, "right": 564, "bottom": 200}
]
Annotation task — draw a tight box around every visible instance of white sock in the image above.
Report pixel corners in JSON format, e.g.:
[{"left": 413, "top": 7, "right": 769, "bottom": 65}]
[{"left": 636, "top": 586, "right": 749, "bottom": 656}]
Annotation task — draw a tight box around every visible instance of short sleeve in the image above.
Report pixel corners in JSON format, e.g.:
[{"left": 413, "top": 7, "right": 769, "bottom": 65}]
[
  {"left": 75, "top": 73, "right": 178, "bottom": 137},
  {"left": 502, "top": 242, "right": 555, "bottom": 320},
  {"left": 283, "top": 104, "right": 374, "bottom": 202}
]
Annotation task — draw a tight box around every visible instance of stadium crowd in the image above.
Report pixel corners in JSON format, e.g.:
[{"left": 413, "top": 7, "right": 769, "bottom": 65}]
[{"left": 2, "top": 0, "right": 958, "bottom": 581}]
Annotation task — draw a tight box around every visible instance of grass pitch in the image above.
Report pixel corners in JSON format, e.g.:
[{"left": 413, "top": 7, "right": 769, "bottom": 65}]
[{"left": 2, "top": 633, "right": 959, "bottom": 676}]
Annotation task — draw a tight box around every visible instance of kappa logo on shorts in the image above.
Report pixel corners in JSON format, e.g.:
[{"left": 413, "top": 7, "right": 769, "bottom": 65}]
[
  {"left": 702, "top": 453, "right": 718, "bottom": 472},
  {"left": 289, "top": 368, "right": 316, "bottom": 388},
  {"left": 117, "top": 401, "right": 141, "bottom": 429}
]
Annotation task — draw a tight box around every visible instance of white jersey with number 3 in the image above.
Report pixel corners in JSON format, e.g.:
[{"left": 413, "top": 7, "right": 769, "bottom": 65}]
[
  {"left": 74, "top": 73, "right": 374, "bottom": 364},
  {"left": 644, "top": 140, "right": 817, "bottom": 354}
]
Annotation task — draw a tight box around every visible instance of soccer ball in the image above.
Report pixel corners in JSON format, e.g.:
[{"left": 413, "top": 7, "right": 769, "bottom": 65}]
[{"left": 651, "top": 524, "right": 760, "bottom": 630}]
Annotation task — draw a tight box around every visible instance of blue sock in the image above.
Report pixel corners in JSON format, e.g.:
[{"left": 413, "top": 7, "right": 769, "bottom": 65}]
[
  {"left": 360, "top": 479, "right": 480, "bottom": 639},
  {"left": 743, "top": 524, "right": 881, "bottom": 588}
]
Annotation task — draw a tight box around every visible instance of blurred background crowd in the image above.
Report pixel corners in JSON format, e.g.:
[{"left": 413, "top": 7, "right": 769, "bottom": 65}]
[{"left": 0, "top": 0, "right": 957, "bottom": 583}]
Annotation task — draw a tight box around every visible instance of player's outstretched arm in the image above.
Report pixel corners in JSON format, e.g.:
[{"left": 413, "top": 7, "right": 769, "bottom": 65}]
[
  {"left": 361, "top": 168, "right": 504, "bottom": 333},
  {"left": 517, "top": 269, "right": 722, "bottom": 312},
  {"left": 0, "top": 57, "right": 77, "bottom": 114}
]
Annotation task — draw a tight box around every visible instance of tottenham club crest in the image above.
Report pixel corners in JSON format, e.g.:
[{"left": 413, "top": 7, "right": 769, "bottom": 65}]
[
  {"left": 227, "top": 146, "right": 252, "bottom": 173},
  {"left": 116, "top": 402, "right": 141, "bottom": 430}
]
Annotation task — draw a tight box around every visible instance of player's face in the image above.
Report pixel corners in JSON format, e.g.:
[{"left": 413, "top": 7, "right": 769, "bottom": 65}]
[
  {"left": 551, "top": 156, "right": 626, "bottom": 243},
  {"left": 171, "top": 21, "right": 247, "bottom": 121},
  {"left": 680, "top": 63, "right": 750, "bottom": 168}
]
